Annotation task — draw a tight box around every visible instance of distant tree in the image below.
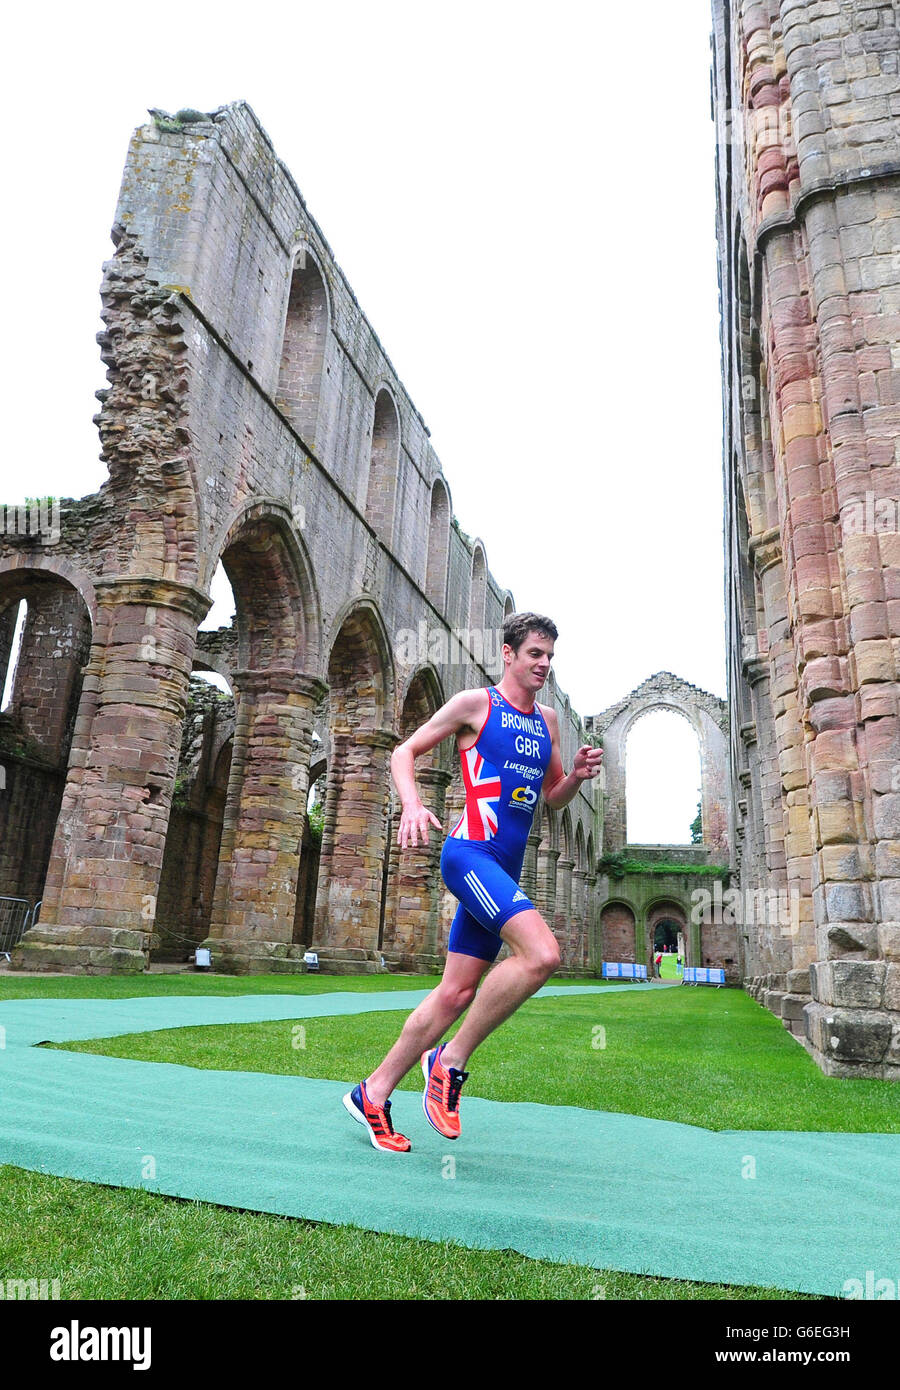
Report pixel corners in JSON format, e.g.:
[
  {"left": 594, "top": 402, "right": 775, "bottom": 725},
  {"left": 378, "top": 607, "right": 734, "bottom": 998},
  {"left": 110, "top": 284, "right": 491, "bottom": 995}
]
[
  {"left": 308, "top": 799, "right": 324, "bottom": 843},
  {"left": 690, "top": 800, "right": 702, "bottom": 844}
]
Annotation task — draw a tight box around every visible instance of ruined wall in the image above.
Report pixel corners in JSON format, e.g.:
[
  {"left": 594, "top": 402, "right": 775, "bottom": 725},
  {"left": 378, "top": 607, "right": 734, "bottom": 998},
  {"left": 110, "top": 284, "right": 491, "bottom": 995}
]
[
  {"left": 585, "top": 673, "right": 737, "bottom": 979},
  {"left": 0, "top": 102, "right": 600, "bottom": 976},
  {"left": 714, "top": 0, "right": 900, "bottom": 1074}
]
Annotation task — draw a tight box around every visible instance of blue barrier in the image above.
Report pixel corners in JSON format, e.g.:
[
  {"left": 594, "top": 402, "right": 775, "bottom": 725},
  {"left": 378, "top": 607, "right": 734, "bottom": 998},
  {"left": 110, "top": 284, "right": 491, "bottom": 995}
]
[
  {"left": 683, "top": 967, "right": 726, "bottom": 987},
  {"left": 602, "top": 962, "right": 648, "bottom": 981}
]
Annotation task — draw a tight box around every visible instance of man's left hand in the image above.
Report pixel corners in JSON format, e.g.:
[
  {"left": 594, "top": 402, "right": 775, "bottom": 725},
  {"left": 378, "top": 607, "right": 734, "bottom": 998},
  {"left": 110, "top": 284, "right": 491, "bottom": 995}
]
[{"left": 573, "top": 745, "right": 603, "bottom": 781}]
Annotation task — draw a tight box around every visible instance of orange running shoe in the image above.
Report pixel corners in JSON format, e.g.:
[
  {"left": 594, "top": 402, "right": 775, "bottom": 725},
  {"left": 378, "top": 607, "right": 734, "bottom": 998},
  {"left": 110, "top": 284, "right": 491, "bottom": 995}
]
[
  {"left": 421, "top": 1043, "right": 469, "bottom": 1139},
  {"left": 342, "top": 1082, "right": 411, "bottom": 1152}
]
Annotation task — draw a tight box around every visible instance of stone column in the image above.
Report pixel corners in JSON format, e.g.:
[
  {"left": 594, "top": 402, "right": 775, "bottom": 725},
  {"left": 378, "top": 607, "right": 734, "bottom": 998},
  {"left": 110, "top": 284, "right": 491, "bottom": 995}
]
[
  {"left": 572, "top": 867, "right": 587, "bottom": 942},
  {"left": 555, "top": 856, "right": 574, "bottom": 949},
  {"left": 521, "top": 833, "right": 539, "bottom": 901},
  {"left": 535, "top": 844, "right": 559, "bottom": 921},
  {"left": 12, "top": 576, "right": 211, "bottom": 973},
  {"left": 581, "top": 873, "right": 598, "bottom": 973},
  {"left": 382, "top": 766, "right": 452, "bottom": 969},
  {"left": 312, "top": 726, "right": 399, "bottom": 955},
  {"left": 798, "top": 193, "right": 900, "bottom": 1078},
  {"left": 204, "top": 669, "right": 327, "bottom": 974}
]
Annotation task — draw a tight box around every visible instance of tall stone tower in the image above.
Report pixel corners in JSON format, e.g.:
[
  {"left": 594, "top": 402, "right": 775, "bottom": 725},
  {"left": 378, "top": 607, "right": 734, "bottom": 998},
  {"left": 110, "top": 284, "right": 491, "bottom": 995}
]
[{"left": 714, "top": 1, "right": 900, "bottom": 1076}]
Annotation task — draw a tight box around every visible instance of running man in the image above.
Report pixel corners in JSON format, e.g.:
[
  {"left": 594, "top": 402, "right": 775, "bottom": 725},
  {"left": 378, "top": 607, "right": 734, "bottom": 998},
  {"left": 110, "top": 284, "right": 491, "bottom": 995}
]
[{"left": 343, "top": 612, "right": 603, "bottom": 1151}]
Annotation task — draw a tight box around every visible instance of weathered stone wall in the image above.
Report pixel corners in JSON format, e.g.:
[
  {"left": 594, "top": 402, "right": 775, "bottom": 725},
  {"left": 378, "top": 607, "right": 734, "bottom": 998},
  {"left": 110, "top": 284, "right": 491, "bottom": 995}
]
[
  {"left": 586, "top": 672, "right": 730, "bottom": 856},
  {"left": 600, "top": 902, "right": 637, "bottom": 963},
  {"left": 585, "top": 671, "right": 737, "bottom": 979},
  {"left": 714, "top": 0, "right": 900, "bottom": 1075},
  {"left": 0, "top": 102, "right": 601, "bottom": 976}
]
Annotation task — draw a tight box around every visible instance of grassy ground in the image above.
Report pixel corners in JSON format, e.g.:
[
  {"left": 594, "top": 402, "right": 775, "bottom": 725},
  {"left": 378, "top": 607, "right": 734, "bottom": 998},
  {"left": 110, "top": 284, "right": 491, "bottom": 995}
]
[{"left": 3, "top": 971, "right": 888, "bottom": 1299}]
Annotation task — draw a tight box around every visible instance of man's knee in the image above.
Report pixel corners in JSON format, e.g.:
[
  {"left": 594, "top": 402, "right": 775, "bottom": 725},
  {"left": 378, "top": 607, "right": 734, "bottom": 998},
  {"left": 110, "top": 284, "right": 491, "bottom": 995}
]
[
  {"left": 520, "top": 934, "right": 561, "bottom": 983},
  {"left": 535, "top": 937, "right": 561, "bottom": 980},
  {"left": 502, "top": 911, "right": 561, "bottom": 980},
  {"left": 437, "top": 980, "right": 478, "bottom": 1013}
]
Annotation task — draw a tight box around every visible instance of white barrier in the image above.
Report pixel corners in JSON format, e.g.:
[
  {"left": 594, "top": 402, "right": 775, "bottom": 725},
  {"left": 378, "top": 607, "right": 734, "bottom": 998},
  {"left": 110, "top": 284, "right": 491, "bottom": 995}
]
[
  {"left": 602, "top": 962, "right": 648, "bottom": 981},
  {"left": 683, "top": 966, "right": 726, "bottom": 987}
]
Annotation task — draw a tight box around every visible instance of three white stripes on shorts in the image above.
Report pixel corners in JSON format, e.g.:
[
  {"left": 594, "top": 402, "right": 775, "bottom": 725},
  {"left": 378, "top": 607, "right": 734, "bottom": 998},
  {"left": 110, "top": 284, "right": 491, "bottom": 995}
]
[{"left": 464, "top": 870, "right": 499, "bottom": 919}]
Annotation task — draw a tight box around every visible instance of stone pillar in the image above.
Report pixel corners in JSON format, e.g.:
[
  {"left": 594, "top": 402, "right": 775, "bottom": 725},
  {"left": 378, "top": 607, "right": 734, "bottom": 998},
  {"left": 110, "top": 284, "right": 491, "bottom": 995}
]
[
  {"left": 758, "top": 204, "right": 900, "bottom": 1076},
  {"left": 313, "top": 726, "right": 399, "bottom": 956},
  {"left": 572, "top": 867, "right": 587, "bottom": 942},
  {"left": 204, "top": 669, "right": 327, "bottom": 975},
  {"left": 521, "top": 833, "right": 539, "bottom": 901},
  {"left": 382, "top": 766, "right": 452, "bottom": 970},
  {"left": 749, "top": 534, "right": 816, "bottom": 972},
  {"left": 584, "top": 872, "right": 598, "bottom": 972},
  {"left": 535, "top": 845, "right": 559, "bottom": 924},
  {"left": 12, "top": 576, "right": 211, "bottom": 973},
  {"left": 554, "top": 856, "right": 573, "bottom": 962},
  {"left": 799, "top": 192, "right": 900, "bottom": 1078}
]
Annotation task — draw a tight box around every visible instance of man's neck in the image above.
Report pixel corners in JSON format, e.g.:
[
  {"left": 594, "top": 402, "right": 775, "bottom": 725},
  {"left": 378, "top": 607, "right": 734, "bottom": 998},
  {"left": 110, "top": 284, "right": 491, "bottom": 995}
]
[{"left": 494, "top": 675, "right": 536, "bottom": 711}]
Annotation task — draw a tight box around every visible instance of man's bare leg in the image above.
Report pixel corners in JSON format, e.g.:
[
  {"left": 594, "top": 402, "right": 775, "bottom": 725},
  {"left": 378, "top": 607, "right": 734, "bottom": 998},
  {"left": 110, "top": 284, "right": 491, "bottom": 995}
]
[
  {"left": 364, "top": 951, "right": 490, "bottom": 1107},
  {"left": 440, "top": 909, "right": 560, "bottom": 1072}
]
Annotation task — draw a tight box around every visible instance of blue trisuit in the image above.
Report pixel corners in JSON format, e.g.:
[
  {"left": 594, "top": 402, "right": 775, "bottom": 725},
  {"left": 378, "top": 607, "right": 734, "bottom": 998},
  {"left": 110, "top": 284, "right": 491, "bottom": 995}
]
[{"left": 441, "top": 686, "right": 552, "bottom": 962}]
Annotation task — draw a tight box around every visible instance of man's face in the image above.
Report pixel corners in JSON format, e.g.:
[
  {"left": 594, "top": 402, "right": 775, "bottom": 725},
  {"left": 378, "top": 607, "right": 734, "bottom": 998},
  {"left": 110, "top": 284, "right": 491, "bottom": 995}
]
[{"left": 505, "top": 631, "right": 555, "bottom": 690}]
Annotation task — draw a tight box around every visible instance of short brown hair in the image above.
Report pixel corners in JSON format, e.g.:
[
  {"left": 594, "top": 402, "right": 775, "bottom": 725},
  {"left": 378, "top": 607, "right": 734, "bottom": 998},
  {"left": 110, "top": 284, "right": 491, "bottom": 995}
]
[{"left": 502, "top": 612, "right": 558, "bottom": 654}]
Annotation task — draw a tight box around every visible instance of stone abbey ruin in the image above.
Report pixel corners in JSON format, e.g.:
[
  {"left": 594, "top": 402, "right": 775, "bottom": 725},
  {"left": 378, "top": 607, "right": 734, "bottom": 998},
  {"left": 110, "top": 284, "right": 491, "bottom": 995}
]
[
  {"left": 716, "top": 0, "right": 900, "bottom": 1078},
  {"left": 1, "top": 0, "right": 899, "bottom": 1080}
]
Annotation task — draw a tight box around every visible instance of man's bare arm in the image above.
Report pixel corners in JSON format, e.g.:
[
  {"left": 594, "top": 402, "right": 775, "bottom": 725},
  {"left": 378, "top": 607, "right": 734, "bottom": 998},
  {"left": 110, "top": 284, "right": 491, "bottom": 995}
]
[{"left": 391, "top": 688, "right": 486, "bottom": 848}]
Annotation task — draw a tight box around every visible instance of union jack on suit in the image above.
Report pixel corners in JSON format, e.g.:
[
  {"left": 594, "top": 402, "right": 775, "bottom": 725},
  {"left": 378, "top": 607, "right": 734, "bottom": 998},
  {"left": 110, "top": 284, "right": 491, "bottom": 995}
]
[{"left": 451, "top": 747, "right": 501, "bottom": 841}]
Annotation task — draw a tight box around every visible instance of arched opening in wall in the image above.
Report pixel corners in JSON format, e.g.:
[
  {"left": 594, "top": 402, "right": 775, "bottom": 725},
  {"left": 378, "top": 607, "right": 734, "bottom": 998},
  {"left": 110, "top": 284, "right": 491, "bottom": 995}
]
[
  {"left": 276, "top": 251, "right": 329, "bottom": 451},
  {"left": 583, "top": 830, "right": 596, "bottom": 972},
  {"left": 381, "top": 667, "right": 445, "bottom": 961},
  {"left": 153, "top": 664, "right": 236, "bottom": 961},
  {"left": 624, "top": 709, "right": 702, "bottom": 846},
  {"left": 314, "top": 602, "right": 394, "bottom": 951},
  {"left": 653, "top": 917, "right": 680, "bottom": 950},
  {"left": 199, "top": 561, "right": 237, "bottom": 638},
  {"left": 0, "top": 600, "right": 27, "bottom": 712},
  {"left": 365, "top": 389, "right": 400, "bottom": 548},
  {"left": 159, "top": 509, "right": 320, "bottom": 966},
  {"left": 559, "top": 808, "right": 573, "bottom": 907},
  {"left": 469, "top": 543, "right": 487, "bottom": 640},
  {"left": 569, "top": 819, "right": 587, "bottom": 949},
  {"left": 734, "top": 469, "right": 763, "bottom": 746},
  {"left": 503, "top": 593, "right": 515, "bottom": 623},
  {"left": 600, "top": 901, "right": 636, "bottom": 964},
  {"left": 294, "top": 752, "right": 327, "bottom": 948},
  {"left": 425, "top": 479, "right": 451, "bottom": 609},
  {"left": 736, "top": 473, "right": 757, "bottom": 634},
  {"left": 0, "top": 572, "right": 93, "bottom": 928},
  {"left": 648, "top": 901, "right": 688, "bottom": 974}
]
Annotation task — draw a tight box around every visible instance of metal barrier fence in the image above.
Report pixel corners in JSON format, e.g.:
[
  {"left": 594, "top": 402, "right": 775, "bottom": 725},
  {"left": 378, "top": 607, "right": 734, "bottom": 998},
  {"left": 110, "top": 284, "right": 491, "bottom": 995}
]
[
  {"left": 601, "top": 962, "right": 648, "bottom": 981},
  {"left": 683, "top": 966, "right": 726, "bottom": 987},
  {"left": 0, "top": 896, "right": 39, "bottom": 959}
]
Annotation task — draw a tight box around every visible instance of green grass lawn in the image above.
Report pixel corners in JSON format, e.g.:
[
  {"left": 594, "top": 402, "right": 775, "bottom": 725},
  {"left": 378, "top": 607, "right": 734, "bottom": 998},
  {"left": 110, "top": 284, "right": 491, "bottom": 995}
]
[{"left": 4, "top": 971, "right": 891, "bottom": 1300}]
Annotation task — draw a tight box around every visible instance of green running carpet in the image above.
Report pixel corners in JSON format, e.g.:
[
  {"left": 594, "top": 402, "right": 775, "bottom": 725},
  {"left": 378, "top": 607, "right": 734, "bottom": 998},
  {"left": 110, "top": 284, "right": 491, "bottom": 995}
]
[{"left": 0, "top": 984, "right": 896, "bottom": 1296}]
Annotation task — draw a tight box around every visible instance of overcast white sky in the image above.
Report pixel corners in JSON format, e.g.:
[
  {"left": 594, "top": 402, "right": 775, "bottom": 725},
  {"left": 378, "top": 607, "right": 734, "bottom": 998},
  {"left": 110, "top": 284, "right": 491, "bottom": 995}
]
[{"left": 3, "top": 1, "right": 725, "bottom": 843}]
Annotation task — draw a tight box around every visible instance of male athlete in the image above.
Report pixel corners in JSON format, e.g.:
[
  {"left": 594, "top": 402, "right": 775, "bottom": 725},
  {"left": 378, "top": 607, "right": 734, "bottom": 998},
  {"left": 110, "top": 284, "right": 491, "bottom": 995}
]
[{"left": 342, "top": 612, "right": 603, "bottom": 1151}]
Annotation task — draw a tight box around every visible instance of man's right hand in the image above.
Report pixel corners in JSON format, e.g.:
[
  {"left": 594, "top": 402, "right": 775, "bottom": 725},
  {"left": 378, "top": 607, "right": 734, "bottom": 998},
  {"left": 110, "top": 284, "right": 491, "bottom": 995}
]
[{"left": 398, "top": 802, "right": 443, "bottom": 848}]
